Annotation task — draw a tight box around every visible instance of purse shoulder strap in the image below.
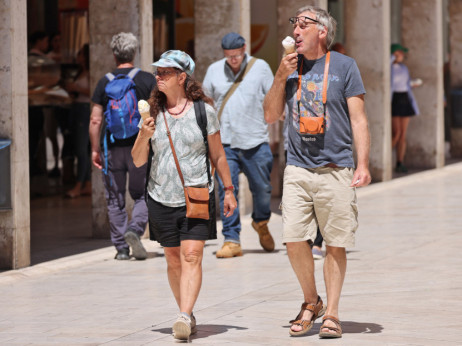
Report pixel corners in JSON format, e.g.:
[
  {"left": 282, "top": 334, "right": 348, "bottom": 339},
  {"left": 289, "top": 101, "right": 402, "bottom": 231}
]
[
  {"left": 216, "top": 56, "right": 257, "bottom": 122},
  {"left": 144, "top": 139, "right": 153, "bottom": 201},
  {"left": 193, "top": 100, "right": 213, "bottom": 186},
  {"left": 162, "top": 110, "right": 185, "bottom": 187}
]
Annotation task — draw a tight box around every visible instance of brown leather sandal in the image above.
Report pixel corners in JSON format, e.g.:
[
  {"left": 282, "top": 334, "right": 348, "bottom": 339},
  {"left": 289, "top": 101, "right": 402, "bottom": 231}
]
[
  {"left": 319, "top": 315, "right": 342, "bottom": 338},
  {"left": 289, "top": 296, "right": 326, "bottom": 337}
]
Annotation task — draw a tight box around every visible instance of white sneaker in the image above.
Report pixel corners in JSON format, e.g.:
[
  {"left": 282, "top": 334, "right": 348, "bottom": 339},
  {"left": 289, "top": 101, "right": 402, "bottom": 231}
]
[
  {"left": 191, "top": 313, "right": 197, "bottom": 335},
  {"left": 172, "top": 314, "right": 191, "bottom": 340}
]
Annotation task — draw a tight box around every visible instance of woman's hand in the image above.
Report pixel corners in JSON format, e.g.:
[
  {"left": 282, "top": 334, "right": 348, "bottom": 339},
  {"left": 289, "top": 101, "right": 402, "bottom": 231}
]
[
  {"left": 140, "top": 117, "right": 156, "bottom": 139},
  {"left": 223, "top": 190, "right": 237, "bottom": 217}
]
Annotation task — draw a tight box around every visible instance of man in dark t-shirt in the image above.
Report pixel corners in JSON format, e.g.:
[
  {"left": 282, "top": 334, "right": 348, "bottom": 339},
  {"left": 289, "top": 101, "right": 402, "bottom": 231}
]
[
  {"left": 264, "top": 6, "right": 371, "bottom": 339},
  {"left": 89, "top": 32, "right": 156, "bottom": 261}
]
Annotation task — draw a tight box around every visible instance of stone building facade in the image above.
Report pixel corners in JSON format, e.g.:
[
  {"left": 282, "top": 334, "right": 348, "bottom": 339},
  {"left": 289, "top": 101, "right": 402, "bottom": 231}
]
[{"left": 1, "top": 0, "right": 461, "bottom": 269}]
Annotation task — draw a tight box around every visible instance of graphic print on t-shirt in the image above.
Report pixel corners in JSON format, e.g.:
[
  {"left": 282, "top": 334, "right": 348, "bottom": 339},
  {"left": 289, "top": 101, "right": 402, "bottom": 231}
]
[{"left": 291, "top": 73, "right": 340, "bottom": 135}]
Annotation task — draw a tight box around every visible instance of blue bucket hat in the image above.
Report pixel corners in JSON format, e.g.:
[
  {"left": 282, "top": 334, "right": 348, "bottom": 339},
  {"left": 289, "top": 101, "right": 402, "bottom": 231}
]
[
  {"left": 221, "top": 32, "right": 245, "bottom": 50},
  {"left": 151, "top": 50, "right": 195, "bottom": 76}
]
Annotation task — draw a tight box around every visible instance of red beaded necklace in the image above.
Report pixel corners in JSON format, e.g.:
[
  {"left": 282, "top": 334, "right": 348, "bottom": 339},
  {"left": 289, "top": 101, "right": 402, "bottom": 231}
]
[{"left": 167, "top": 99, "right": 188, "bottom": 116}]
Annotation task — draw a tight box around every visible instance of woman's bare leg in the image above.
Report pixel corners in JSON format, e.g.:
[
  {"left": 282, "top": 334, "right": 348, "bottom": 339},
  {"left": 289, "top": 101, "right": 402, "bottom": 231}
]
[{"left": 179, "top": 240, "right": 205, "bottom": 315}]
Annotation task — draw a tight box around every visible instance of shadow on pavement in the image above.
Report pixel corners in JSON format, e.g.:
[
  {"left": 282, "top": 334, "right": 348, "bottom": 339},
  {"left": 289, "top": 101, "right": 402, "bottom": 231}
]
[
  {"left": 282, "top": 320, "right": 383, "bottom": 336},
  {"left": 152, "top": 324, "right": 248, "bottom": 340},
  {"left": 341, "top": 321, "right": 384, "bottom": 334}
]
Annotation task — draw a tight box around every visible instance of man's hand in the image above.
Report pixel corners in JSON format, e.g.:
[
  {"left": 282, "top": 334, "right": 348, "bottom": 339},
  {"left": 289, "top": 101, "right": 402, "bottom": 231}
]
[
  {"left": 92, "top": 150, "right": 102, "bottom": 169},
  {"left": 350, "top": 166, "right": 371, "bottom": 187},
  {"left": 276, "top": 52, "right": 298, "bottom": 80},
  {"left": 264, "top": 53, "right": 297, "bottom": 124}
]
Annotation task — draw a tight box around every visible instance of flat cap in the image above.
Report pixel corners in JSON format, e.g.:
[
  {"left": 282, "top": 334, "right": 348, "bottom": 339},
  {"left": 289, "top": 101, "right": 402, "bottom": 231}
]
[{"left": 221, "top": 32, "right": 245, "bottom": 50}]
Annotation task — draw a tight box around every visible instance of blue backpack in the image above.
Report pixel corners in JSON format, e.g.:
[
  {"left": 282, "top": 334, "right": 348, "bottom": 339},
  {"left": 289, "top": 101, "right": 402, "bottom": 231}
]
[
  {"left": 104, "top": 68, "right": 141, "bottom": 141},
  {"left": 102, "top": 68, "right": 141, "bottom": 179}
]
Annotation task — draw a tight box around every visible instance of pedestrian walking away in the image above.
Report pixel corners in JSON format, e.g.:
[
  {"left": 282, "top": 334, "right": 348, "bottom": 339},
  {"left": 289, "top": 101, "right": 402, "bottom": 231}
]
[
  {"left": 203, "top": 32, "right": 275, "bottom": 258},
  {"left": 264, "top": 5, "right": 371, "bottom": 339},
  {"left": 89, "top": 32, "right": 156, "bottom": 261},
  {"left": 131, "top": 50, "right": 237, "bottom": 341}
]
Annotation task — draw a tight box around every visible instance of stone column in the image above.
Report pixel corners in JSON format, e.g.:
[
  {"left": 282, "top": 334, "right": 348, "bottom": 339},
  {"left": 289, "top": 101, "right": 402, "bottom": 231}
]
[
  {"left": 401, "top": 0, "right": 445, "bottom": 168},
  {"left": 88, "top": 0, "right": 153, "bottom": 238},
  {"left": 449, "top": 0, "right": 462, "bottom": 157},
  {"left": 194, "top": 0, "right": 251, "bottom": 81},
  {"left": 345, "top": 0, "right": 392, "bottom": 182},
  {"left": 0, "top": 0, "right": 30, "bottom": 269},
  {"left": 195, "top": 0, "right": 254, "bottom": 216}
]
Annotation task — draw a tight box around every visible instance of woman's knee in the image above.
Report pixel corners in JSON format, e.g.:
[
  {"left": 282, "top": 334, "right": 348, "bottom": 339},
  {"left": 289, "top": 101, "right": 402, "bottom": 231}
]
[
  {"left": 165, "top": 248, "right": 181, "bottom": 267},
  {"left": 182, "top": 248, "right": 203, "bottom": 265},
  {"left": 392, "top": 125, "right": 401, "bottom": 139}
]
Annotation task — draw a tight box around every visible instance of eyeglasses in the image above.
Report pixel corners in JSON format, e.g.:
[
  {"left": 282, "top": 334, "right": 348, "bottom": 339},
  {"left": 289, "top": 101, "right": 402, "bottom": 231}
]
[
  {"left": 225, "top": 53, "right": 244, "bottom": 61},
  {"left": 154, "top": 69, "right": 180, "bottom": 78},
  {"left": 289, "top": 16, "right": 320, "bottom": 29}
]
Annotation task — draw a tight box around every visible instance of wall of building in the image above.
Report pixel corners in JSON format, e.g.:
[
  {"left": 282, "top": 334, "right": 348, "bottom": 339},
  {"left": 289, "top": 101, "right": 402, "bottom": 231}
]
[{"left": 0, "top": 0, "right": 30, "bottom": 269}]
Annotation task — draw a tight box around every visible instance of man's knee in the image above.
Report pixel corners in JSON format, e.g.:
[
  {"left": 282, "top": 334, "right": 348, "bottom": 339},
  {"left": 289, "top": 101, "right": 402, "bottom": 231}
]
[{"left": 325, "top": 245, "right": 346, "bottom": 257}]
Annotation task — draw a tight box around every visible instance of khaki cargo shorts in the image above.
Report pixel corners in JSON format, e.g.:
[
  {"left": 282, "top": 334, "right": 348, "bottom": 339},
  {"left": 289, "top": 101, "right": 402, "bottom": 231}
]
[{"left": 281, "top": 165, "right": 358, "bottom": 248}]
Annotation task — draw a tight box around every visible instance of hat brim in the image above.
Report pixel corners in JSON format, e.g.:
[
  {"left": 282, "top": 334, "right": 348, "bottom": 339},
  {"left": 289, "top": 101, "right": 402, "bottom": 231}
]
[
  {"left": 151, "top": 60, "right": 182, "bottom": 69},
  {"left": 392, "top": 45, "right": 408, "bottom": 53}
]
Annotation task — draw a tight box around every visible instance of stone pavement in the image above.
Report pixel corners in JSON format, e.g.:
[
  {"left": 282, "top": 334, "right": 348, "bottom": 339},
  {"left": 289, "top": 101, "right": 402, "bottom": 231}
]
[{"left": 1, "top": 163, "right": 462, "bottom": 345}]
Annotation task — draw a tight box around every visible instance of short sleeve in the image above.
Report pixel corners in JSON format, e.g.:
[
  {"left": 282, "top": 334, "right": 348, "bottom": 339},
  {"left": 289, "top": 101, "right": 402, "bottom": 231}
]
[
  {"left": 202, "top": 67, "right": 213, "bottom": 98},
  {"left": 259, "top": 60, "right": 274, "bottom": 94},
  {"left": 204, "top": 103, "right": 220, "bottom": 135},
  {"left": 344, "top": 60, "right": 366, "bottom": 98},
  {"left": 91, "top": 77, "right": 107, "bottom": 105}
]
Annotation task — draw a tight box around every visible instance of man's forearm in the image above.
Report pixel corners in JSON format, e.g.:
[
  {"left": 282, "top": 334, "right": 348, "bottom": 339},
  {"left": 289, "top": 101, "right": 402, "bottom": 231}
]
[
  {"left": 352, "top": 119, "right": 370, "bottom": 169},
  {"left": 89, "top": 120, "right": 102, "bottom": 152},
  {"left": 263, "top": 75, "right": 287, "bottom": 124}
]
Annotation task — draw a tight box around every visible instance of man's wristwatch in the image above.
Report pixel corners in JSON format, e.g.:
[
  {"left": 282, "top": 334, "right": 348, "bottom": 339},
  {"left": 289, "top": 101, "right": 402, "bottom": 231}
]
[{"left": 224, "top": 185, "right": 234, "bottom": 192}]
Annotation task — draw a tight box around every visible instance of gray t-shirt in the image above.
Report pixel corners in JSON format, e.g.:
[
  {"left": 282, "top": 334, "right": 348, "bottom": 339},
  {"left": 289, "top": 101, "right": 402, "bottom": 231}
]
[
  {"left": 140, "top": 103, "right": 220, "bottom": 207},
  {"left": 285, "top": 51, "right": 366, "bottom": 168}
]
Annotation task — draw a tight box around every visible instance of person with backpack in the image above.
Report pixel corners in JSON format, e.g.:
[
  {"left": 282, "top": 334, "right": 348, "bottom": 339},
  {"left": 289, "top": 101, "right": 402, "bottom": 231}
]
[
  {"left": 89, "top": 32, "right": 156, "bottom": 260},
  {"left": 131, "top": 50, "right": 237, "bottom": 340}
]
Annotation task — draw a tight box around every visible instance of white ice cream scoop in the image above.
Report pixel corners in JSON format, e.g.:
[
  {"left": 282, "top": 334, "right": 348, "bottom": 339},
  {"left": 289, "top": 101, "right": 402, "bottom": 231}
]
[
  {"left": 282, "top": 36, "right": 296, "bottom": 55},
  {"left": 138, "top": 100, "right": 150, "bottom": 120}
]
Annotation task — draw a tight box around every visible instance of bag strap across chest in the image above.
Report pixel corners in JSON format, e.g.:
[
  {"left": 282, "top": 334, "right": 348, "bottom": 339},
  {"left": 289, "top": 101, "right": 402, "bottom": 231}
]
[{"left": 216, "top": 57, "right": 257, "bottom": 122}]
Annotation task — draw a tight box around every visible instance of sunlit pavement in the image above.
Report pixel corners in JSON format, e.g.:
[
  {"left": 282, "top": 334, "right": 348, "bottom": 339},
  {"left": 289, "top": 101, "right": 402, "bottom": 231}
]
[{"left": 1, "top": 163, "right": 462, "bottom": 345}]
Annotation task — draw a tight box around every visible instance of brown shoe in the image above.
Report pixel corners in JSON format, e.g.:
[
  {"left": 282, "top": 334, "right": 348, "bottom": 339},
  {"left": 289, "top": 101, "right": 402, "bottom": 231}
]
[
  {"left": 251, "top": 220, "right": 275, "bottom": 252},
  {"left": 289, "top": 296, "right": 326, "bottom": 337},
  {"left": 216, "top": 242, "right": 243, "bottom": 258}
]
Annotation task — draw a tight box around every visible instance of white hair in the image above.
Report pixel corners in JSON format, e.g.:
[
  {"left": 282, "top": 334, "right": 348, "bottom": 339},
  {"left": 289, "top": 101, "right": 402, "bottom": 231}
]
[
  {"left": 296, "top": 6, "right": 337, "bottom": 49},
  {"left": 110, "top": 32, "right": 138, "bottom": 63}
]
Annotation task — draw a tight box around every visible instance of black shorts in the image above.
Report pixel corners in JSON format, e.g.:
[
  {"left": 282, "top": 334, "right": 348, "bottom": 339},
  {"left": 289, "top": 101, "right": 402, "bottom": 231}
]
[
  {"left": 146, "top": 195, "right": 210, "bottom": 247},
  {"left": 392, "top": 92, "right": 416, "bottom": 117}
]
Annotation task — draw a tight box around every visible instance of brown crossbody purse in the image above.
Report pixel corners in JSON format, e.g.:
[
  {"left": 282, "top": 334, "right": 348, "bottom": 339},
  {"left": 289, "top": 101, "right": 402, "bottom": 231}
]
[{"left": 162, "top": 110, "right": 210, "bottom": 220}]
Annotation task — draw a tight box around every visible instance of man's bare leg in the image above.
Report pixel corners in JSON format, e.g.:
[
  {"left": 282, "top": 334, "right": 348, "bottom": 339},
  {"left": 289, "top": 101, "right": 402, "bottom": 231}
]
[
  {"left": 322, "top": 245, "right": 347, "bottom": 334},
  {"left": 286, "top": 241, "right": 318, "bottom": 332}
]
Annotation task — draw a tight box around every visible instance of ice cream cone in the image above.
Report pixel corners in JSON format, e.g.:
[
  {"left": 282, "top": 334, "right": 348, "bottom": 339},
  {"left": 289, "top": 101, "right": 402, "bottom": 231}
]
[
  {"left": 282, "top": 36, "right": 296, "bottom": 56},
  {"left": 138, "top": 100, "right": 150, "bottom": 121}
]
